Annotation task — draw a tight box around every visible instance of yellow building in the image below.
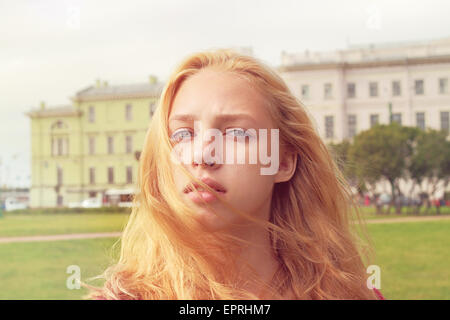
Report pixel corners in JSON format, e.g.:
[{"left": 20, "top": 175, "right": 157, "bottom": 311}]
[{"left": 27, "top": 77, "right": 162, "bottom": 208}]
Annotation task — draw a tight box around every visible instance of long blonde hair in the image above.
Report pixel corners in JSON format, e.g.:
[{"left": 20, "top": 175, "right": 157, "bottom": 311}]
[{"left": 87, "top": 49, "right": 378, "bottom": 300}]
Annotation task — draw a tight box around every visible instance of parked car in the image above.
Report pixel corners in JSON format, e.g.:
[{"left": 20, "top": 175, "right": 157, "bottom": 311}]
[
  {"left": 81, "top": 198, "right": 102, "bottom": 208},
  {"left": 4, "top": 197, "right": 28, "bottom": 211},
  {"left": 104, "top": 188, "right": 134, "bottom": 207},
  {"left": 68, "top": 198, "right": 102, "bottom": 208}
]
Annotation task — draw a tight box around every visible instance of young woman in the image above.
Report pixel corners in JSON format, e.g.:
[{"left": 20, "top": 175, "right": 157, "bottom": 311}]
[{"left": 88, "top": 49, "right": 384, "bottom": 300}]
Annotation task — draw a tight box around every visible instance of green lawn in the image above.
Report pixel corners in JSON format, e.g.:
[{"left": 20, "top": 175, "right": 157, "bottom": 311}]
[
  {"left": 0, "top": 238, "right": 119, "bottom": 299},
  {"left": 0, "top": 213, "right": 448, "bottom": 299},
  {"left": 367, "top": 220, "right": 450, "bottom": 299},
  {"left": 1, "top": 207, "right": 447, "bottom": 238},
  {"left": 0, "top": 213, "right": 129, "bottom": 237}
]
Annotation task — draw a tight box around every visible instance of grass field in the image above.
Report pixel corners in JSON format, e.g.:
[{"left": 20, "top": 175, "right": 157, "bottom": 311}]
[
  {"left": 0, "top": 211, "right": 449, "bottom": 299},
  {"left": 1, "top": 205, "right": 447, "bottom": 237},
  {"left": 0, "top": 238, "right": 119, "bottom": 299},
  {"left": 367, "top": 220, "right": 450, "bottom": 299},
  {"left": 0, "top": 213, "right": 129, "bottom": 237}
]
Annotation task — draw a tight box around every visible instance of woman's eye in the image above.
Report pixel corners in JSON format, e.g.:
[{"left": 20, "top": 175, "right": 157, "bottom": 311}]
[
  {"left": 170, "top": 129, "right": 193, "bottom": 142},
  {"left": 225, "top": 128, "right": 249, "bottom": 137}
]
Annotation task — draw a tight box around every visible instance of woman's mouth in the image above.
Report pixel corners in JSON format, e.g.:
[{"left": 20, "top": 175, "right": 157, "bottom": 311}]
[{"left": 183, "top": 177, "right": 226, "bottom": 204}]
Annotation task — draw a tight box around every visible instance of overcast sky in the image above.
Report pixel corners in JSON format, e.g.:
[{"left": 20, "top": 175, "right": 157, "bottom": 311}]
[{"left": 1, "top": 0, "right": 450, "bottom": 188}]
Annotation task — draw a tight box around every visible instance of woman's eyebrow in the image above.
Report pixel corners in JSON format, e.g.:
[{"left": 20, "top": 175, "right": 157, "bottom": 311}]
[
  {"left": 216, "top": 113, "right": 257, "bottom": 125},
  {"left": 169, "top": 113, "right": 257, "bottom": 124},
  {"left": 169, "top": 114, "right": 197, "bottom": 122}
]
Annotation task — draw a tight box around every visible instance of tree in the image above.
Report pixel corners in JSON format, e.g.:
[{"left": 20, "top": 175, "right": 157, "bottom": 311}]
[
  {"left": 410, "top": 129, "right": 450, "bottom": 214},
  {"left": 349, "top": 123, "right": 419, "bottom": 214}
]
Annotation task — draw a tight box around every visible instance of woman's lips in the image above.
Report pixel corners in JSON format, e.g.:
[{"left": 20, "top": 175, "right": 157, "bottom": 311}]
[
  {"left": 186, "top": 190, "right": 224, "bottom": 204},
  {"left": 183, "top": 177, "right": 226, "bottom": 204}
]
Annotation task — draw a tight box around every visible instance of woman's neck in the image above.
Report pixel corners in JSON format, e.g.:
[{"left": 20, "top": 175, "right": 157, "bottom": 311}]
[
  {"left": 236, "top": 227, "right": 281, "bottom": 298},
  {"left": 226, "top": 197, "right": 282, "bottom": 299}
]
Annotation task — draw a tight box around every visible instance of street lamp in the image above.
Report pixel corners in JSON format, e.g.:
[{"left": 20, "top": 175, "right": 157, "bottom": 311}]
[{"left": 389, "top": 102, "right": 392, "bottom": 124}]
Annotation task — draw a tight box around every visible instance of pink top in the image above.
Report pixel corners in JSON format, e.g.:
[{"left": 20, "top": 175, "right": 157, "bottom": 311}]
[{"left": 373, "top": 287, "right": 385, "bottom": 300}]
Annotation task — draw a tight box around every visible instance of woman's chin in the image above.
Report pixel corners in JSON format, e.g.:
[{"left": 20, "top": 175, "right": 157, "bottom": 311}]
[
  {"left": 193, "top": 208, "right": 231, "bottom": 231},
  {"left": 182, "top": 193, "right": 241, "bottom": 232}
]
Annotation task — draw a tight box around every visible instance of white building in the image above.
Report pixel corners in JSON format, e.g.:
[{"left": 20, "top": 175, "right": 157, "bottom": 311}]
[{"left": 278, "top": 37, "right": 450, "bottom": 143}]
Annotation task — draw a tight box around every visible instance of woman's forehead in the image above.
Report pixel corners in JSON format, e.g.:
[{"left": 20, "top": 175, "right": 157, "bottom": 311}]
[{"left": 169, "top": 70, "right": 273, "bottom": 126}]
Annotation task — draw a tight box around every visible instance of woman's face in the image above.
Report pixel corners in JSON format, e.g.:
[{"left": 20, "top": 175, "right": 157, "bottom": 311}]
[{"left": 168, "top": 69, "right": 282, "bottom": 231}]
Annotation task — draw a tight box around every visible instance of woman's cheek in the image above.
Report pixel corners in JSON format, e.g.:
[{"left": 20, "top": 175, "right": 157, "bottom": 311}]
[{"left": 229, "top": 169, "right": 270, "bottom": 199}]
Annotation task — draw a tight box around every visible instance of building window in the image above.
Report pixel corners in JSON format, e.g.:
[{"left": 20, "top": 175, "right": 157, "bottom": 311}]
[
  {"left": 107, "top": 136, "right": 114, "bottom": 154},
  {"left": 52, "top": 120, "right": 67, "bottom": 130},
  {"left": 57, "top": 166, "right": 63, "bottom": 186},
  {"left": 50, "top": 120, "right": 69, "bottom": 157},
  {"left": 439, "top": 78, "right": 448, "bottom": 94},
  {"left": 125, "top": 135, "right": 133, "bottom": 154},
  {"left": 348, "top": 114, "right": 357, "bottom": 138},
  {"left": 57, "top": 138, "right": 64, "bottom": 156},
  {"left": 416, "top": 112, "right": 425, "bottom": 130},
  {"left": 414, "top": 79, "right": 424, "bottom": 95},
  {"left": 324, "top": 83, "right": 333, "bottom": 99},
  {"left": 88, "top": 136, "right": 95, "bottom": 155},
  {"left": 392, "top": 81, "right": 401, "bottom": 96},
  {"left": 89, "top": 167, "right": 95, "bottom": 185},
  {"left": 391, "top": 113, "right": 402, "bottom": 125},
  {"left": 441, "top": 111, "right": 449, "bottom": 134},
  {"left": 108, "top": 167, "right": 114, "bottom": 184},
  {"left": 51, "top": 139, "right": 56, "bottom": 156},
  {"left": 126, "top": 104, "right": 133, "bottom": 121},
  {"left": 325, "top": 116, "right": 334, "bottom": 138},
  {"left": 347, "top": 83, "right": 356, "bottom": 98},
  {"left": 65, "top": 138, "right": 69, "bottom": 155},
  {"left": 369, "top": 82, "right": 378, "bottom": 97},
  {"left": 88, "top": 106, "right": 95, "bottom": 123},
  {"left": 126, "top": 166, "right": 133, "bottom": 184},
  {"left": 370, "top": 114, "right": 379, "bottom": 128},
  {"left": 301, "top": 85, "right": 310, "bottom": 100},
  {"left": 52, "top": 137, "right": 69, "bottom": 156}
]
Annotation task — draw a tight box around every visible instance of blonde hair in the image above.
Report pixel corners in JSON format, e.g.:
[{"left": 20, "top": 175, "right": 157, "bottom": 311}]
[{"left": 86, "top": 49, "right": 378, "bottom": 300}]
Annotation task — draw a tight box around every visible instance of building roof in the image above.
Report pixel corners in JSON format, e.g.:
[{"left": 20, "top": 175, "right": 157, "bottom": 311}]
[
  {"left": 26, "top": 79, "right": 165, "bottom": 118},
  {"left": 72, "top": 82, "right": 164, "bottom": 102},
  {"left": 279, "top": 36, "right": 450, "bottom": 71},
  {"left": 26, "top": 105, "right": 81, "bottom": 118}
]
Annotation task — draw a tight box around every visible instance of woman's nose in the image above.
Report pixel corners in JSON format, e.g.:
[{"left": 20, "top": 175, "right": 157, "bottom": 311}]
[
  {"left": 191, "top": 135, "right": 222, "bottom": 169},
  {"left": 193, "top": 159, "right": 218, "bottom": 169}
]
